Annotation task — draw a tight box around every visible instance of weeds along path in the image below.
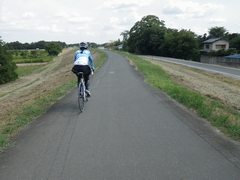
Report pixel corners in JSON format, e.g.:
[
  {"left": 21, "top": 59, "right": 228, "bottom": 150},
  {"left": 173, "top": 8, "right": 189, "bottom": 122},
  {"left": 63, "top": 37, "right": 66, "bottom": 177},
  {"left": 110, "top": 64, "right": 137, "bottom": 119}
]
[
  {"left": 146, "top": 58, "right": 240, "bottom": 111},
  {"left": 0, "top": 48, "right": 81, "bottom": 128}
]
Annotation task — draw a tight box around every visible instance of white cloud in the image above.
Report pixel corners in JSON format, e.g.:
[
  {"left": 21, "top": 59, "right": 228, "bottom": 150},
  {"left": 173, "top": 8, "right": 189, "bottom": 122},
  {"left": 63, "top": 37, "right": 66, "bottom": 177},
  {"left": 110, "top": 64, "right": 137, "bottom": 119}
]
[
  {"left": 1, "top": 7, "right": 16, "bottom": 22},
  {"left": 203, "top": 3, "right": 224, "bottom": 12},
  {"left": 102, "top": 24, "right": 114, "bottom": 31},
  {"left": 109, "top": 17, "right": 120, "bottom": 25},
  {"left": 102, "top": 0, "right": 153, "bottom": 12},
  {"left": 51, "top": 24, "right": 65, "bottom": 33},
  {"left": 76, "top": 25, "right": 90, "bottom": 31},
  {"left": 68, "top": 16, "right": 93, "bottom": 23},
  {"left": 1, "top": 0, "right": 239, "bottom": 44},
  {"left": 208, "top": 18, "right": 227, "bottom": 23},
  {"left": 163, "top": 1, "right": 224, "bottom": 19},
  {"left": 54, "top": 11, "right": 70, "bottom": 18},
  {"left": 36, "top": 24, "right": 65, "bottom": 33},
  {"left": 22, "top": 12, "right": 36, "bottom": 18}
]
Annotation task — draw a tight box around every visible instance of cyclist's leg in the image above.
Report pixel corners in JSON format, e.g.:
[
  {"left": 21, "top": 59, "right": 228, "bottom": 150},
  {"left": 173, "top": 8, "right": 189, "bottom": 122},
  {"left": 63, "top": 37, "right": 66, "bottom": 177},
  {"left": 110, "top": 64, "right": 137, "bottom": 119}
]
[
  {"left": 72, "top": 65, "right": 82, "bottom": 87},
  {"left": 84, "top": 74, "right": 91, "bottom": 97},
  {"left": 77, "top": 75, "right": 81, "bottom": 87},
  {"left": 82, "top": 65, "right": 91, "bottom": 96},
  {"left": 84, "top": 74, "right": 90, "bottom": 90}
]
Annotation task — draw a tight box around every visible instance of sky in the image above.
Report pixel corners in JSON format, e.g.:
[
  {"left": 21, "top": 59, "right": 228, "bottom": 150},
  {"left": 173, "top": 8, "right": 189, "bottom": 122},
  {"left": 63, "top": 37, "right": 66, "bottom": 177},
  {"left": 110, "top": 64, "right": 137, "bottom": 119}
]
[{"left": 0, "top": 0, "right": 239, "bottom": 44}]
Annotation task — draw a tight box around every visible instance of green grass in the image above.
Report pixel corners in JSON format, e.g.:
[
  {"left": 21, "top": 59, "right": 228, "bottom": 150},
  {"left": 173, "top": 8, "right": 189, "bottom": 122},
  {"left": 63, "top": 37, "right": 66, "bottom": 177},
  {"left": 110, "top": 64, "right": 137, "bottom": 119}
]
[
  {"left": 121, "top": 52, "right": 240, "bottom": 141},
  {"left": 2, "top": 78, "right": 77, "bottom": 135},
  {"left": 0, "top": 133, "right": 8, "bottom": 148},
  {"left": 0, "top": 49, "right": 106, "bottom": 152},
  {"left": 14, "top": 58, "right": 53, "bottom": 63},
  {"left": 11, "top": 50, "right": 53, "bottom": 63},
  {"left": 16, "top": 65, "right": 45, "bottom": 76},
  {"left": 93, "top": 49, "right": 107, "bottom": 68}
]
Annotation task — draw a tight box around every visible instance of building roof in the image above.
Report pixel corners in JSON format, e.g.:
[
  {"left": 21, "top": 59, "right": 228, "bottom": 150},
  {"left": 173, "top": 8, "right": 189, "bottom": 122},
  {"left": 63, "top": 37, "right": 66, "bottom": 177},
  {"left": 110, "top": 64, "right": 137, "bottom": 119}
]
[
  {"left": 225, "top": 54, "right": 240, "bottom": 59},
  {"left": 203, "top": 37, "right": 227, "bottom": 44}
]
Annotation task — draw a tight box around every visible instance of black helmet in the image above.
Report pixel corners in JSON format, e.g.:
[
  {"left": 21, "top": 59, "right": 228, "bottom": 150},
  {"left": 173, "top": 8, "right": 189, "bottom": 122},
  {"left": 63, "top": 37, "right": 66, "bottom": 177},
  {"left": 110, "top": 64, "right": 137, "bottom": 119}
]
[{"left": 79, "top": 42, "right": 88, "bottom": 49}]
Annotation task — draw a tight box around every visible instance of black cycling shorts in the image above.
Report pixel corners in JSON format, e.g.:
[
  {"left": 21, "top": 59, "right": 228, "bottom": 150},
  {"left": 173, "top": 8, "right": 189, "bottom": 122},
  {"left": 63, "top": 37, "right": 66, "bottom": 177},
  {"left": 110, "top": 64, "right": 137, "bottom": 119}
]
[{"left": 72, "top": 65, "right": 91, "bottom": 75}]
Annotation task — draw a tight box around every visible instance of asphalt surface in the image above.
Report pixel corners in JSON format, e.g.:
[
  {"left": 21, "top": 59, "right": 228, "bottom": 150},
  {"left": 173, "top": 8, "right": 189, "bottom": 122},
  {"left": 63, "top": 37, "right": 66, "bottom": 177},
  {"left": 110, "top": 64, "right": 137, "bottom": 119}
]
[
  {"left": 1, "top": 50, "right": 240, "bottom": 180},
  {"left": 140, "top": 55, "right": 240, "bottom": 79}
]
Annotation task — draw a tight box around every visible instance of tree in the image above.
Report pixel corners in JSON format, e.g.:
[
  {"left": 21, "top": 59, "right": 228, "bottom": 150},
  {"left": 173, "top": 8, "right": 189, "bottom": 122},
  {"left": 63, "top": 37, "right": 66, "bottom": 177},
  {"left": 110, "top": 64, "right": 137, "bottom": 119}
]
[
  {"left": 196, "top": 33, "right": 207, "bottom": 49},
  {"left": 89, "top": 42, "right": 98, "bottom": 48},
  {"left": 6, "top": 40, "right": 67, "bottom": 50},
  {"left": 5, "top": 41, "right": 23, "bottom": 50},
  {"left": 44, "top": 42, "right": 63, "bottom": 56},
  {"left": 208, "top": 26, "right": 228, "bottom": 38},
  {"left": 159, "top": 29, "right": 199, "bottom": 60},
  {"left": 120, "top": 30, "right": 129, "bottom": 51},
  {"left": 0, "top": 37, "right": 18, "bottom": 84},
  {"left": 229, "top": 33, "right": 240, "bottom": 52},
  {"left": 35, "top": 41, "right": 46, "bottom": 49},
  {"left": 158, "top": 28, "right": 177, "bottom": 57},
  {"left": 120, "top": 30, "right": 129, "bottom": 42},
  {"left": 127, "top": 15, "right": 165, "bottom": 54},
  {"left": 136, "top": 27, "right": 165, "bottom": 55}
]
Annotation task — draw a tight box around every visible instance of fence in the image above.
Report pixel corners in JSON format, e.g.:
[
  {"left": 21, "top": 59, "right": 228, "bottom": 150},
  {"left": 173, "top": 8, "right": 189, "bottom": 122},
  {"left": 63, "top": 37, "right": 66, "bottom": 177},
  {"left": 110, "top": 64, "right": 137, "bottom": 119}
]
[{"left": 200, "top": 55, "right": 240, "bottom": 67}]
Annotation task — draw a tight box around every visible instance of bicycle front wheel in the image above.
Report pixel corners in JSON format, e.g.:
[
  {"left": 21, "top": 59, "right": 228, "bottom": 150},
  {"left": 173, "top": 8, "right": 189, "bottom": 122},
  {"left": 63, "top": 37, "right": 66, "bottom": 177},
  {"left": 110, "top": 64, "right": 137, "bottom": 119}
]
[{"left": 78, "top": 84, "right": 85, "bottom": 112}]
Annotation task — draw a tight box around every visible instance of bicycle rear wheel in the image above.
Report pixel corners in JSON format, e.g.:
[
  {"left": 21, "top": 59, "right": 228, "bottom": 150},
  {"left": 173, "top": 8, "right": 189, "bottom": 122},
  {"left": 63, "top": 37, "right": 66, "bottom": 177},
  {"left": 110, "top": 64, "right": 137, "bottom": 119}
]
[{"left": 78, "top": 83, "right": 85, "bottom": 112}]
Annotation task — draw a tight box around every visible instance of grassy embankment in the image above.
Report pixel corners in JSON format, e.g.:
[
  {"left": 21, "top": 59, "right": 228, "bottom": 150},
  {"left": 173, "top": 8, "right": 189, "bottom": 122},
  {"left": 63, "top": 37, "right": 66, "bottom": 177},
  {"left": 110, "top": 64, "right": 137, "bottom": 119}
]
[
  {"left": 13, "top": 50, "right": 52, "bottom": 76},
  {"left": 0, "top": 49, "right": 106, "bottom": 151},
  {"left": 120, "top": 52, "right": 240, "bottom": 141},
  {"left": 12, "top": 49, "right": 53, "bottom": 64}
]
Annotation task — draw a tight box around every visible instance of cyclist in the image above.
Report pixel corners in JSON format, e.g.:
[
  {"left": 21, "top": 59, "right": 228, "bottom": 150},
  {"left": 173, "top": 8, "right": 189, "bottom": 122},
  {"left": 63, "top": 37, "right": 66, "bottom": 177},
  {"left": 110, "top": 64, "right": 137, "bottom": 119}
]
[{"left": 72, "top": 42, "right": 94, "bottom": 97}]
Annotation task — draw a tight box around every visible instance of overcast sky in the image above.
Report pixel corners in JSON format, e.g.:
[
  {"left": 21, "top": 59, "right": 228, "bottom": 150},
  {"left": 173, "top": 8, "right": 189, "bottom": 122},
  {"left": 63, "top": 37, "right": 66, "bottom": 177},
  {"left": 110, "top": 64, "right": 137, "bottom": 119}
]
[{"left": 0, "top": 0, "right": 239, "bottom": 44}]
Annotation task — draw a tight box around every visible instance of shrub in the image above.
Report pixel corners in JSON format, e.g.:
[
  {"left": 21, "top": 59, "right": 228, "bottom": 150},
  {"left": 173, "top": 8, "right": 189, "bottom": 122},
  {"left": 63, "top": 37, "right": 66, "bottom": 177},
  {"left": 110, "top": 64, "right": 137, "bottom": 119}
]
[
  {"left": 44, "top": 42, "right": 63, "bottom": 56},
  {"left": 0, "top": 39, "right": 18, "bottom": 84}
]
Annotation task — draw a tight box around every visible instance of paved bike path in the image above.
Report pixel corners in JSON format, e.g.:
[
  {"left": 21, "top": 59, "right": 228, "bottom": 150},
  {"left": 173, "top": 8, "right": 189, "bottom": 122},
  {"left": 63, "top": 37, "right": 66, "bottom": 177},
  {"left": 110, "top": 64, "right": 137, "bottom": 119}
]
[{"left": 1, "top": 50, "right": 240, "bottom": 179}]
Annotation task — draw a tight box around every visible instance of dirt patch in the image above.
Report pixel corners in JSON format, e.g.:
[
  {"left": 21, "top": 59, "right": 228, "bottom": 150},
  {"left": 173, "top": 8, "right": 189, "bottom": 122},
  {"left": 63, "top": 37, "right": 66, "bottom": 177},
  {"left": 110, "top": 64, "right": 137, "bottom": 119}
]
[
  {"left": 146, "top": 58, "right": 240, "bottom": 111},
  {"left": 0, "top": 48, "right": 98, "bottom": 130},
  {"left": 16, "top": 63, "right": 48, "bottom": 66}
]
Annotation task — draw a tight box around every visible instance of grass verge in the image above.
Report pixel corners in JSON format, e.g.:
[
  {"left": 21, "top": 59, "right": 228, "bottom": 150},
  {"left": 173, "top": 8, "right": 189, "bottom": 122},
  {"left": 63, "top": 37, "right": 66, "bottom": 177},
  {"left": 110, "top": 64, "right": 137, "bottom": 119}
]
[
  {"left": 121, "top": 52, "right": 240, "bottom": 141},
  {"left": 16, "top": 65, "right": 45, "bottom": 76},
  {"left": 0, "top": 49, "right": 106, "bottom": 152},
  {"left": 12, "top": 50, "right": 53, "bottom": 64},
  {"left": 93, "top": 49, "right": 106, "bottom": 68}
]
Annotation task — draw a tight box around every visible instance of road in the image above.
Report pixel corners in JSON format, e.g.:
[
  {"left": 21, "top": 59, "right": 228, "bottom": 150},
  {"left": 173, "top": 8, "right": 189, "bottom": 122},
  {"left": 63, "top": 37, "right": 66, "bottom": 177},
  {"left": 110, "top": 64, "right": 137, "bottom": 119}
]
[
  {"left": 140, "top": 55, "right": 240, "bottom": 79},
  {"left": 1, "top": 50, "right": 240, "bottom": 179}
]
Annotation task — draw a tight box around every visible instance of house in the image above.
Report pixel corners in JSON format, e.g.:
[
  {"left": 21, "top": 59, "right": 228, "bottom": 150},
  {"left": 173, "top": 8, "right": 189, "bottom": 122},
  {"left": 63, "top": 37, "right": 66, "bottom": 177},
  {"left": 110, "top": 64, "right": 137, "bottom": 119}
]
[
  {"left": 97, "top": 46, "right": 105, "bottom": 50},
  {"left": 117, "top": 44, "right": 123, "bottom": 50},
  {"left": 200, "top": 38, "right": 240, "bottom": 67},
  {"left": 201, "top": 37, "right": 229, "bottom": 53}
]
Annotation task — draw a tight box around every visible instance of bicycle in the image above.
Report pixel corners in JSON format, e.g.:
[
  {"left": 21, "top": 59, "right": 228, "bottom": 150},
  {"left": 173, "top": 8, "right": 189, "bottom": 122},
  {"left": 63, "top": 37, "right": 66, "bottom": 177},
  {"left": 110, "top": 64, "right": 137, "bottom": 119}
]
[{"left": 76, "top": 72, "right": 88, "bottom": 112}]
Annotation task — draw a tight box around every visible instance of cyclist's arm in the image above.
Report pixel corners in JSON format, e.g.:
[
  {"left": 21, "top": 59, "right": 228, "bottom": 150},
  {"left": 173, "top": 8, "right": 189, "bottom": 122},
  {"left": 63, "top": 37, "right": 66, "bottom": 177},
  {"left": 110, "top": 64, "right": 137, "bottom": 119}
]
[
  {"left": 73, "top": 51, "right": 78, "bottom": 62},
  {"left": 88, "top": 53, "right": 94, "bottom": 70}
]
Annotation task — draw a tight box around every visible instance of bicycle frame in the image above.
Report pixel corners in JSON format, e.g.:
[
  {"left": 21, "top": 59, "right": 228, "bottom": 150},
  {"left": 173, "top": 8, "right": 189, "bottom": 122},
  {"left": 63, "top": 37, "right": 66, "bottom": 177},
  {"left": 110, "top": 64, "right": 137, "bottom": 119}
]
[{"left": 76, "top": 72, "right": 88, "bottom": 112}]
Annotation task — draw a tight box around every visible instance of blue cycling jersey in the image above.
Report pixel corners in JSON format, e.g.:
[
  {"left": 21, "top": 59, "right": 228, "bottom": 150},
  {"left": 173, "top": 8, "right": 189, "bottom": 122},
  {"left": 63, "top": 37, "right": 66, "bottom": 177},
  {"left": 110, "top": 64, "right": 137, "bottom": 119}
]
[{"left": 74, "top": 49, "right": 94, "bottom": 70}]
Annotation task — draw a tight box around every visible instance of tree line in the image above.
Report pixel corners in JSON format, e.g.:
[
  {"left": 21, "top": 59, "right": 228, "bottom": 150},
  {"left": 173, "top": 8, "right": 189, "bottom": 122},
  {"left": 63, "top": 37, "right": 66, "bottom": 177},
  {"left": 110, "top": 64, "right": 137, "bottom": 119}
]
[
  {"left": 120, "top": 15, "right": 240, "bottom": 61},
  {"left": 1, "top": 38, "right": 101, "bottom": 84},
  {"left": 5, "top": 40, "right": 67, "bottom": 50},
  {"left": 0, "top": 39, "right": 66, "bottom": 84}
]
